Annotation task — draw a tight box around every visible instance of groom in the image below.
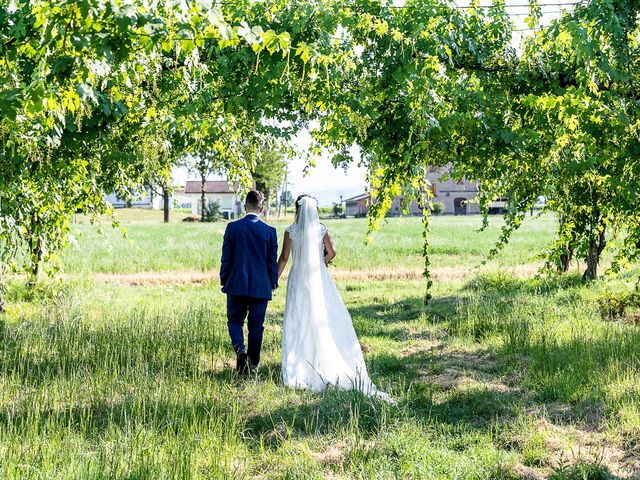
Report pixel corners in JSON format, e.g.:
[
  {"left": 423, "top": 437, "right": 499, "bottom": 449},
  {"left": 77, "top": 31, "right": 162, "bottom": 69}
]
[{"left": 220, "top": 189, "right": 278, "bottom": 374}]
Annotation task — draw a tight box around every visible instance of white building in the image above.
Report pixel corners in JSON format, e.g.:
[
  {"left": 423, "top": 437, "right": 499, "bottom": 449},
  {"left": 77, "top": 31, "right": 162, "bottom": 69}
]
[
  {"left": 106, "top": 188, "right": 155, "bottom": 209},
  {"left": 184, "top": 180, "right": 243, "bottom": 219}
]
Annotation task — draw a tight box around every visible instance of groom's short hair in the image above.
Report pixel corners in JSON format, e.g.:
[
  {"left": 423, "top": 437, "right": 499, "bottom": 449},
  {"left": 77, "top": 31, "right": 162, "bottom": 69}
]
[{"left": 245, "top": 189, "right": 264, "bottom": 210}]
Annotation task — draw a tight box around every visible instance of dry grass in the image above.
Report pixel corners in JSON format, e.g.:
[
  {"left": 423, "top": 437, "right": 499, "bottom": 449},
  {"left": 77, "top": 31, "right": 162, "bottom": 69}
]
[{"left": 66, "top": 263, "right": 548, "bottom": 286}]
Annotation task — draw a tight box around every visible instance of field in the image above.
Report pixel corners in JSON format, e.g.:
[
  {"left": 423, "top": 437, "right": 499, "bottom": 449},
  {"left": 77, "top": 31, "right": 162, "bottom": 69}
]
[{"left": 1, "top": 209, "right": 640, "bottom": 479}]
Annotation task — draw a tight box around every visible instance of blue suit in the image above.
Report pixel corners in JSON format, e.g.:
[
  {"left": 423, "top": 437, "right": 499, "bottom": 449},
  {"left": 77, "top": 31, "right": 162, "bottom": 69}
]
[{"left": 220, "top": 213, "right": 278, "bottom": 366}]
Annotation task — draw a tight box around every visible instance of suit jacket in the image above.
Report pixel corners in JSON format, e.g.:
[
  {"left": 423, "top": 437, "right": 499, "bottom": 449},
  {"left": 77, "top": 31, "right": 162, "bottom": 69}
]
[{"left": 220, "top": 214, "right": 278, "bottom": 300}]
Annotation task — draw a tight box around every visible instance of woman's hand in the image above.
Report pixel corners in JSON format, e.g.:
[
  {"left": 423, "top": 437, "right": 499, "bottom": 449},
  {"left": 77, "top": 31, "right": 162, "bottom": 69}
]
[{"left": 323, "top": 231, "right": 336, "bottom": 266}]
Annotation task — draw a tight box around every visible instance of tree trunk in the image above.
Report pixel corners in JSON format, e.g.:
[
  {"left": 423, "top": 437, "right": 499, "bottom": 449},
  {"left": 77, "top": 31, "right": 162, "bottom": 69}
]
[
  {"left": 162, "top": 185, "right": 170, "bottom": 223},
  {"left": 277, "top": 181, "right": 284, "bottom": 218},
  {"left": 0, "top": 268, "right": 5, "bottom": 313},
  {"left": 200, "top": 174, "right": 206, "bottom": 223},
  {"left": 583, "top": 238, "right": 599, "bottom": 281},
  {"left": 264, "top": 188, "right": 271, "bottom": 220},
  {"left": 27, "top": 214, "right": 45, "bottom": 285},
  {"left": 559, "top": 247, "right": 573, "bottom": 273},
  {"left": 559, "top": 229, "right": 575, "bottom": 273},
  {"left": 30, "top": 234, "right": 45, "bottom": 283},
  {"left": 583, "top": 223, "right": 606, "bottom": 282}
]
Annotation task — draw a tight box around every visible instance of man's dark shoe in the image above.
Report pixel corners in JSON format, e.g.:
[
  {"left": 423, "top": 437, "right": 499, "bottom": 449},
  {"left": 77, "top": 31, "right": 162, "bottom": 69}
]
[
  {"left": 236, "top": 352, "right": 249, "bottom": 374},
  {"left": 249, "top": 364, "right": 258, "bottom": 375}
]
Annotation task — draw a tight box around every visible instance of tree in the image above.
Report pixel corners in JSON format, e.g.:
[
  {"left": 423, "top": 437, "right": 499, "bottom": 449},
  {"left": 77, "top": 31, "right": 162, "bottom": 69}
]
[
  {"left": 297, "top": 0, "right": 640, "bottom": 292},
  {"left": 0, "top": 0, "right": 297, "bottom": 299},
  {"left": 248, "top": 135, "right": 289, "bottom": 219},
  {"left": 280, "top": 190, "right": 294, "bottom": 215},
  {"left": 4, "top": 0, "right": 640, "bottom": 307}
]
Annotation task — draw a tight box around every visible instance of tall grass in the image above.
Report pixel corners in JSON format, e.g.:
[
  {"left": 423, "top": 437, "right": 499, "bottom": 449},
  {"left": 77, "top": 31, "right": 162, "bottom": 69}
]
[{"left": 2, "top": 213, "right": 638, "bottom": 478}]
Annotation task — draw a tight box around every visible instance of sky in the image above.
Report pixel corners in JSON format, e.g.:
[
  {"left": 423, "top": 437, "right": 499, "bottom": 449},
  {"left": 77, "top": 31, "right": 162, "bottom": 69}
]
[
  {"left": 175, "top": 1, "right": 577, "bottom": 207},
  {"left": 173, "top": 129, "right": 368, "bottom": 207}
]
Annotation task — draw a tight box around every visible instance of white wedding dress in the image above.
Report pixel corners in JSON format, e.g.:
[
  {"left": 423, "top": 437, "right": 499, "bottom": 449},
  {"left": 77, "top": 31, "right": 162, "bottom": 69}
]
[{"left": 281, "top": 197, "right": 393, "bottom": 403}]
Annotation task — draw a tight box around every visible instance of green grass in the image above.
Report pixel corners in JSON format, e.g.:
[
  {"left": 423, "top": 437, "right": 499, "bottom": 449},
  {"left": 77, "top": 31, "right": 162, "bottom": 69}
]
[
  {"left": 1, "top": 211, "right": 639, "bottom": 478},
  {"left": 62, "top": 210, "right": 555, "bottom": 273}
]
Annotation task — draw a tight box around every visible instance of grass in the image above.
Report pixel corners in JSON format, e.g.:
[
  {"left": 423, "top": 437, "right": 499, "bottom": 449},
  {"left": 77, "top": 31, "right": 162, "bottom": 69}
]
[
  {"left": 63, "top": 209, "right": 554, "bottom": 273},
  {"left": 1, "top": 210, "right": 639, "bottom": 478}
]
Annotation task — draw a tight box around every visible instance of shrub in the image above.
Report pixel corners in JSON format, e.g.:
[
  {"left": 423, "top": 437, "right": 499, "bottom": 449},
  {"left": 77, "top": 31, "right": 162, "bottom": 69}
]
[
  {"left": 432, "top": 201, "right": 445, "bottom": 215},
  {"left": 332, "top": 202, "right": 344, "bottom": 218},
  {"left": 202, "top": 200, "right": 223, "bottom": 222},
  {"left": 549, "top": 459, "right": 613, "bottom": 480},
  {"left": 595, "top": 288, "right": 640, "bottom": 320}
]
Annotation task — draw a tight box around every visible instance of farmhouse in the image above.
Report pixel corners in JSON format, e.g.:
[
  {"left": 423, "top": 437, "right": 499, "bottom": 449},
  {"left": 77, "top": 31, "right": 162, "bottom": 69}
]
[
  {"left": 426, "top": 165, "right": 508, "bottom": 215},
  {"left": 184, "top": 180, "right": 243, "bottom": 219},
  {"left": 344, "top": 193, "right": 370, "bottom": 217},
  {"left": 345, "top": 165, "right": 507, "bottom": 216},
  {"left": 426, "top": 165, "right": 481, "bottom": 215},
  {"left": 344, "top": 193, "right": 422, "bottom": 217}
]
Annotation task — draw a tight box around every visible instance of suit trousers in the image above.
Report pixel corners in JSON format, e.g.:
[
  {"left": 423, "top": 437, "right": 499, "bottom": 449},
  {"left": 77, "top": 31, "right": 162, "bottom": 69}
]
[{"left": 226, "top": 294, "right": 269, "bottom": 366}]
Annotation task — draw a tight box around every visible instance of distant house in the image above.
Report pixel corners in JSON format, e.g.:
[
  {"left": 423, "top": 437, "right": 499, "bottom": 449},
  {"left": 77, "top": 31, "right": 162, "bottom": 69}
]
[
  {"left": 106, "top": 187, "right": 155, "bottom": 209},
  {"left": 426, "top": 165, "right": 480, "bottom": 215},
  {"left": 107, "top": 186, "right": 194, "bottom": 211},
  {"left": 344, "top": 193, "right": 422, "bottom": 218},
  {"left": 344, "top": 193, "right": 370, "bottom": 217},
  {"left": 184, "top": 180, "right": 243, "bottom": 219},
  {"left": 426, "top": 165, "right": 508, "bottom": 215},
  {"left": 171, "top": 187, "right": 193, "bottom": 210},
  {"left": 344, "top": 164, "right": 508, "bottom": 217}
]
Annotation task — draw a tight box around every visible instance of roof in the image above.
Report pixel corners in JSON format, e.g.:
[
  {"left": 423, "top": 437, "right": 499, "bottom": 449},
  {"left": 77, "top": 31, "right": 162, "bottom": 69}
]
[
  {"left": 184, "top": 180, "right": 237, "bottom": 194},
  {"left": 344, "top": 193, "right": 370, "bottom": 203}
]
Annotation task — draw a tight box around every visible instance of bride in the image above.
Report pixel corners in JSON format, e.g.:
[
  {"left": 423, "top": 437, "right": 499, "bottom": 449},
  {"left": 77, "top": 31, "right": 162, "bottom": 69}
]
[{"left": 277, "top": 194, "right": 393, "bottom": 402}]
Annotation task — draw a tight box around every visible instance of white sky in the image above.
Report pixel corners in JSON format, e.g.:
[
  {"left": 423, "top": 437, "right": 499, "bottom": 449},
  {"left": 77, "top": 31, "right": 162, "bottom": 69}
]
[{"left": 176, "top": 1, "right": 576, "bottom": 206}]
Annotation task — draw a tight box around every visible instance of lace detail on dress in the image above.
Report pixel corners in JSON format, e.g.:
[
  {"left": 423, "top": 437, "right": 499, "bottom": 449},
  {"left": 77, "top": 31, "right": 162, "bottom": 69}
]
[
  {"left": 286, "top": 223, "right": 327, "bottom": 243},
  {"left": 285, "top": 223, "right": 298, "bottom": 241}
]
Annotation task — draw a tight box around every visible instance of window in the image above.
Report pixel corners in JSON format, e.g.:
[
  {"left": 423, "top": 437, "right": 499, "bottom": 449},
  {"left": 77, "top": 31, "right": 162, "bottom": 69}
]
[{"left": 215, "top": 195, "right": 233, "bottom": 209}]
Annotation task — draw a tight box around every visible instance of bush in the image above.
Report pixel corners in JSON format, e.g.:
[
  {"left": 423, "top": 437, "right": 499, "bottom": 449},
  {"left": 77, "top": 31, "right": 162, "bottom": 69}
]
[
  {"left": 549, "top": 459, "right": 613, "bottom": 480},
  {"left": 595, "top": 288, "right": 640, "bottom": 321},
  {"left": 202, "top": 200, "right": 223, "bottom": 222},
  {"left": 432, "top": 201, "right": 445, "bottom": 215},
  {"left": 332, "top": 202, "right": 344, "bottom": 218}
]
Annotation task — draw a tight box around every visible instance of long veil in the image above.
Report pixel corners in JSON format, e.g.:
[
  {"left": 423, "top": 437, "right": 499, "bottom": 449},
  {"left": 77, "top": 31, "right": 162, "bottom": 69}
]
[
  {"left": 283, "top": 196, "right": 395, "bottom": 403},
  {"left": 292, "top": 196, "right": 324, "bottom": 298}
]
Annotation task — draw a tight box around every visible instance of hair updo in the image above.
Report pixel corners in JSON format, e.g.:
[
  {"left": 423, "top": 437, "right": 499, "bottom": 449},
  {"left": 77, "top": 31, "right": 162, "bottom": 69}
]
[{"left": 294, "top": 194, "right": 315, "bottom": 222}]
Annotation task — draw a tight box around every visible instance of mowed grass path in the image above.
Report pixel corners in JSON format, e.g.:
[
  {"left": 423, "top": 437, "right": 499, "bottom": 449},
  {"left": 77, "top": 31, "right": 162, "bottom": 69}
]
[{"left": 1, "top": 211, "right": 639, "bottom": 479}]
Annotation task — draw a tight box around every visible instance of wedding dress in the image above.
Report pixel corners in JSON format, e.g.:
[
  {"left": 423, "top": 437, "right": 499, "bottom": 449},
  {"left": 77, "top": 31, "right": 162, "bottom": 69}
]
[{"left": 281, "top": 196, "right": 393, "bottom": 403}]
